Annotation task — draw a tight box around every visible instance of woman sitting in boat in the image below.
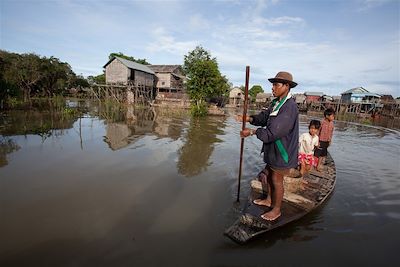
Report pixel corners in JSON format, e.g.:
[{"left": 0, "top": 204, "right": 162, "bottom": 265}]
[
  {"left": 298, "top": 120, "right": 321, "bottom": 177},
  {"left": 237, "top": 71, "right": 299, "bottom": 221}
]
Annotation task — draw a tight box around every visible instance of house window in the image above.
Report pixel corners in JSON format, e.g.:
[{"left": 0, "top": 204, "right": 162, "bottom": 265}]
[{"left": 161, "top": 82, "right": 165, "bottom": 85}]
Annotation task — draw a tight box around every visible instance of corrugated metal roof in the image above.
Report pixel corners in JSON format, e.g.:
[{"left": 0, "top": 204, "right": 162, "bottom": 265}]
[
  {"left": 148, "top": 65, "right": 181, "bottom": 73},
  {"left": 104, "top": 57, "right": 155, "bottom": 75},
  {"left": 171, "top": 72, "right": 186, "bottom": 80},
  {"left": 351, "top": 93, "right": 381, "bottom": 98},
  {"left": 304, "top": 92, "right": 324, "bottom": 96},
  {"left": 341, "top": 87, "right": 369, "bottom": 95},
  {"left": 256, "top": 92, "right": 272, "bottom": 98}
]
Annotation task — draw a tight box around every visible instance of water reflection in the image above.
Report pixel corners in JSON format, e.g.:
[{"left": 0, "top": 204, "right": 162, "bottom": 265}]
[
  {"left": 99, "top": 103, "right": 228, "bottom": 177},
  {"left": 1, "top": 100, "right": 399, "bottom": 266},
  {"left": 177, "top": 116, "right": 226, "bottom": 177},
  {"left": 0, "top": 99, "right": 85, "bottom": 167},
  {"left": 103, "top": 107, "right": 156, "bottom": 150},
  {"left": 103, "top": 106, "right": 188, "bottom": 150},
  {"left": 0, "top": 138, "right": 20, "bottom": 167},
  {"left": 0, "top": 110, "right": 79, "bottom": 139},
  {"left": 153, "top": 108, "right": 186, "bottom": 140}
]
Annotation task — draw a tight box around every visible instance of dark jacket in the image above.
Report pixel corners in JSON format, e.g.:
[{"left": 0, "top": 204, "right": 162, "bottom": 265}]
[{"left": 250, "top": 97, "right": 299, "bottom": 169}]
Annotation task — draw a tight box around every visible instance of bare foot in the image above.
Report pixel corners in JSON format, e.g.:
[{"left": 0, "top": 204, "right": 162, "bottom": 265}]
[
  {"left": 261, "top": 210, "right": 281, "bottom": 221},
  {"left": 253, "top": 198, "right": 272, "bottom": 207}
]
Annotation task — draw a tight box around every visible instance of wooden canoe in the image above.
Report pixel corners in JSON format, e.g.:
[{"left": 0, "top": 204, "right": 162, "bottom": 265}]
[{"left": 224, "top": 153, "right": 336, "bottom": 244}]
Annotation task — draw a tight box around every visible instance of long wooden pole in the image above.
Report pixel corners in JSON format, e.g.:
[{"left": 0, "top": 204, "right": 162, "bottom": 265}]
[{"left": 237, "top": 66, "right": 250, "bottom": 202}]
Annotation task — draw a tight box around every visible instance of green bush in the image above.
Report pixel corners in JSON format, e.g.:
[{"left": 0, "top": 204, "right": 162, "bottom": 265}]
[{"left": 190, "top": 102, "right": 208, "bottom": 117}]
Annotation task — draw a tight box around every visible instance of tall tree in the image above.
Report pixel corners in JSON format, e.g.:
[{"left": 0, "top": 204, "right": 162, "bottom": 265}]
[
  {"left": 4, "top": 53, "right": 43, "bottom": 101},
  {"left": 0, "top": 51, "right": 20, "bottom": 100},
  {"left": 0, "top": 50, "right": 83, "bottom": 100},
  {"left": 39, "top": 57, "right": 73, "bottom": 96},
  {"left": 183, "top": 46, "right": 229, "bottom": 116},
  {"left": 109, "top": 52, "right": 150, "bottom": 65},
  {"left": 249, "top": 85, "right": 264, "bottom": 101}
]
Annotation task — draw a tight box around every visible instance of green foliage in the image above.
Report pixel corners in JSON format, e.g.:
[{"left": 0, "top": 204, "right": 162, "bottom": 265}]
[
  {"left": 109, "top": 52, "right": 150, "bottom": 65},
  {"left": 71, "top": 75, "right": 90, "bottom": 88},
  {"left": 38, "top": 56, "right": 74, "bottom": 96},
  {"left": 183, "top": 46, "right": 229, "bottom": 116},
  {"left": 93, "top": 74, "right": 105, "bottom": 84},
  {"left": 223, "top": 81, "right": 233, "bottom": 97},
  {"left": 6, "top": 97, "right": 22, "bottom": 108},
  {"left": 249, "top": 85, "right": 264, "bottom": 100},
  {"left": 0, "top": 80, "right": 20, "bottom": 101},
  {"left": 1, "top": 51, "right": 43, "bottom": 100},
  {"left": 62, "top": 107, "right": 77, "bottom": 116},
  {"left": 0, "top": 50, "right": 84, "bottom": 101},
  {"left": 87, "top": 74, "right": 105, "bottom": 85},
  {"left": 190, "top": 100, "right": 208, "bottom": 117}
]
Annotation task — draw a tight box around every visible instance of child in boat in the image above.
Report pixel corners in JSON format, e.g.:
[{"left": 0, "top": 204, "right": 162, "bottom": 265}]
[
  {"left": 298, "top": 120, "right": 321, "bottom": 176},
  {"left": 314, "top": 108, "right": 335, "bottom": 171}
]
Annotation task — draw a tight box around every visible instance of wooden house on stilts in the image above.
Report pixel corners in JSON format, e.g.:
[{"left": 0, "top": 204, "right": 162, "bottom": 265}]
[
  {"left": 147, "top": 65, "right": 186, "bottom": 99},
  {"left": 104, "top": 56, "right": 157, "bottom": 103},
  {"left": 103, "top": 57, "right": 187, "bottom": 105}
]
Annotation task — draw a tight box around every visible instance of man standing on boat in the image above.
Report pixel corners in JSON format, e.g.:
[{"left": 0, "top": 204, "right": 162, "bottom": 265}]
[{"left": 237, "top": 71, "right": 299, "bottom": 221}]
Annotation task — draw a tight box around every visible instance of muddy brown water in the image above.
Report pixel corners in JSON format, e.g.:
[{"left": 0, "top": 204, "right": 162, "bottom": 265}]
[{"left": 0, "top": 100, "right": 399, "bottom": 266}]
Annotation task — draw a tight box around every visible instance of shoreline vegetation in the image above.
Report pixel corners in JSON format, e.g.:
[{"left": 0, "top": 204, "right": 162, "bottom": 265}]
[
  {"left": 1, "top": 97, "right": 399, "bottom": 131},
  {"left": 1, "top": 49, "right": 399, "bottom": 121},
  {"left": 0, "top": 47, "right": 233, "bottom": 117}
]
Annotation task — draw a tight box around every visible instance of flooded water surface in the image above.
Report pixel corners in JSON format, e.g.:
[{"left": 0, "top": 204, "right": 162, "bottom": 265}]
[{"left": 0, "top": 100, "right": 399, "bottom": 266}]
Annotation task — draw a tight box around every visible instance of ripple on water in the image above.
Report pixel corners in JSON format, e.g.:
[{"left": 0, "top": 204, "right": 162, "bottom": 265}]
[
  {"left": 1, "top": 106, "right": 400, "bottom": 266},
  {"left": 351, "top": 212, "right": 378, "bottom": 217},
  {"left": 385, "top": 212, "right": 400, "bottom": 219}
]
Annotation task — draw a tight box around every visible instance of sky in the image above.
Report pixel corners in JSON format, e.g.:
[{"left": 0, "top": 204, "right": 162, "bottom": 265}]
[{"left": 1, "top": 0, "right": 399, "bottom": 97}]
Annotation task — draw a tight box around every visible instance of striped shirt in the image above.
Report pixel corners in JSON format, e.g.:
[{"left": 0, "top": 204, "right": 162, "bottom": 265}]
[{"left": 319, "top": 119, "right": 334, "bottom": 142}]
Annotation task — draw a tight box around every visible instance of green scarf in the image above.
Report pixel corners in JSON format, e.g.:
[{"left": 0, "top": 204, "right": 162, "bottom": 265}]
[{"left": 271, "top": 96, "right": 289, "bottom": 164}]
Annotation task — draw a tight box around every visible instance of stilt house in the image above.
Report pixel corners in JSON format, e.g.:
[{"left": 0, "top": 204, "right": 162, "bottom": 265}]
[
  {"left": 304, "top": 92, "right": 324, "bottom": 103},
  {"left": 103, "top": 56, "right": 156, "bottom": 89},
  {"left": 341, "top": 87, "right": 381, "bottom": 104},
  {"left": 228, "top": 87, "right": 244, "bottom": 106},
  {"left": 148, "top": 65, "right": 186, "bottom": 98}
]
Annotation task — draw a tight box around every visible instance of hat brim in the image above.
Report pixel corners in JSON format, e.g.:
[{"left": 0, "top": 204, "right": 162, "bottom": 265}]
[{"left": 268, "top": 78, "right": 297, "bottom": 88}]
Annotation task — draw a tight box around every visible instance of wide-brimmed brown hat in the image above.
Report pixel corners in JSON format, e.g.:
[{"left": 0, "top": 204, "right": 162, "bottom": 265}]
[{"left": 268, "top": 71, "right": 297, "bottom": 88}]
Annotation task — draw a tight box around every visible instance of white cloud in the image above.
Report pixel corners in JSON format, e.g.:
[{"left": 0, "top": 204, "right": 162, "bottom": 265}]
[
  {"left": 147, "top": 27, "right": 198, "bottom": 55},
  {"left": 253, "top": 0, "right": 280, "bottom": 15},
  {"left": 189, "top": 14, "right": 210, "bottom": 30},
  {"left": 357, "top": 0, "right": 391, "bottom": 11},
  {"left": 3, "top": 0, "right": 398, "bottom": 96},
  {"left": 255, "top": 16, "right": 306, "bottom": 27}
]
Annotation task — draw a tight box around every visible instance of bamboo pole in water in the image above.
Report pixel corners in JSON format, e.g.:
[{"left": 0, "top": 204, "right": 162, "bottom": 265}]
[{"left": 237, "top": 66, "right": 250, "bottom": 202}]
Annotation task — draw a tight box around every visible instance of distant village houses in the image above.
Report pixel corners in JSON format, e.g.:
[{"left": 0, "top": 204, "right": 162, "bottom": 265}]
[
  {"left": 103, "top": 56, "right": 186, "bottom": 102},
  {"left": 147, "top": 65, "right": 186, "bottom": 98},
  {"left": 293, "top": 93, "right": 306, "bottom": 104},
  {"left": 101, "top": 57, "right": 398, "bottom": 116},
  {"left": 380, "top": 95, "right": 394, "bottom": 103},
  {"left": 228, "top": 87, "right": 244, "bottom": 106},
  {"left": 255, "top": 92, "right": 272, "bottom": 103},
  {"left": 304, "top": 92, "right": 324, "bottom": 103},
  {"left": 340, "top": 87, "right": 381, "bottom": 104},
  {"left": 104, "top": 56, "right": 156, "bottom": 87}
]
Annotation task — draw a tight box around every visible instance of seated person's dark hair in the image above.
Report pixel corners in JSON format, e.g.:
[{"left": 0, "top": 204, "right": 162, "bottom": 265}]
[
  {"left": 324, "top": 107, "right": 335, "bottom": 117},
  {"left": 309, "top": 120, "right": 321, "bottom": 129}
]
